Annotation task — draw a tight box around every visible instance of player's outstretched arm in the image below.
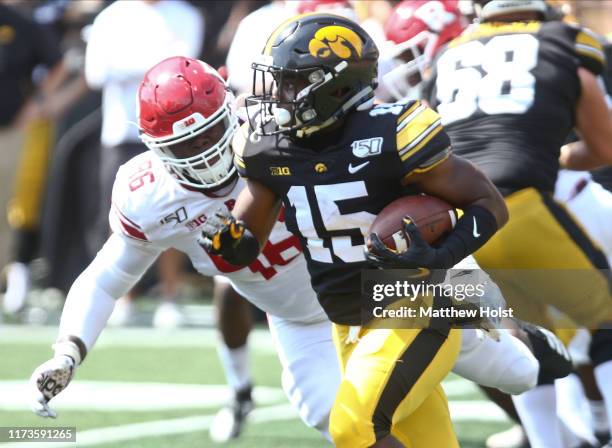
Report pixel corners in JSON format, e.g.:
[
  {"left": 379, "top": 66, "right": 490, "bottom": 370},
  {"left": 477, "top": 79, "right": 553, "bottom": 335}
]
[
  {"left": 561, "top": 67, "right": 612, "bottom": 170},
  {"left": 30, "top": 234, "right": 160, "bottom": 418},
  {"left": 200, "top": 178, "right": 281, "bottom": 266}
]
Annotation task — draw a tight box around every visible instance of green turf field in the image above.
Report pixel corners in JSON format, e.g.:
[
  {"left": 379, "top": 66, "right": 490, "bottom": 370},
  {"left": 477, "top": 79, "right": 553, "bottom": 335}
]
[{"left": 0, "top": 325, "right": 511, "bottom": 447}]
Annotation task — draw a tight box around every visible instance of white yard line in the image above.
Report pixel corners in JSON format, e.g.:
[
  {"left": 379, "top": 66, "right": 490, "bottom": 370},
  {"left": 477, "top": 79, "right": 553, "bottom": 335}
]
[
  {"left": 0, "top": 381, "right": 286, "bottom": 412},
  {"left": 0, "top": 401, "right": 509, "bottom": 448},
  {"left": 0, "top": 325, "right": 277, "bottom": 353}
]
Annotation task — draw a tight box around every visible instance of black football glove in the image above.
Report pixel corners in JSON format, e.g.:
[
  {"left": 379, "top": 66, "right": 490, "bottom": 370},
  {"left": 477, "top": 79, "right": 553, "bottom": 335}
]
[
  {"left": 199, "top": 207, "right": 245, "bottom": 256},
  {"left": 199, "top": 207, "right": 259, "bottom": 266},
  {"left": 365, "top": 218, "right": 453, "bottom": 270}
]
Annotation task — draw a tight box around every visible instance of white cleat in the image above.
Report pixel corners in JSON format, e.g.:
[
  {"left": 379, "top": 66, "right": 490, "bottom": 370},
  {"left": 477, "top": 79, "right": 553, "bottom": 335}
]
[
  {"left": 486, "top": 424, "right": 529, "bottom": 448},
  {"left": 209, "top": 385, "right": 254, "bottom": 443},
  {"left": 152, "top": 301, "right": 185, "bottom": 329},
  {"left": 3, "top": 262, "right": 30, "bottom": 315}
]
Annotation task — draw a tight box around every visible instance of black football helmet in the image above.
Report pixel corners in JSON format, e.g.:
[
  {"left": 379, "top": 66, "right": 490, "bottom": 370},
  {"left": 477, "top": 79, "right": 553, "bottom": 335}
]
[
  {"left": 247, "top": 13, "right": 379, "bottom": 137},
  {"left": 472, "top": 0, "right": 547, "bottom": 21}
]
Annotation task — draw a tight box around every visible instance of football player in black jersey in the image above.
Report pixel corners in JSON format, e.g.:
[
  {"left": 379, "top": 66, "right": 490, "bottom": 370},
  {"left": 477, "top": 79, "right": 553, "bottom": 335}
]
[
  {"left": 200, "top": 12, "right": 509, "bottom": 448},
  {"left": 425, "top": 1, "right": 612, "bottom": 446}
]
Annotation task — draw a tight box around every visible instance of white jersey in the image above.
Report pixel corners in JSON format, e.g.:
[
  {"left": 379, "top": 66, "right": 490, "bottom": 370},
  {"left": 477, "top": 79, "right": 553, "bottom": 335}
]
[{"left": 109, "top": 152, "right": 325, "bottom": 322}]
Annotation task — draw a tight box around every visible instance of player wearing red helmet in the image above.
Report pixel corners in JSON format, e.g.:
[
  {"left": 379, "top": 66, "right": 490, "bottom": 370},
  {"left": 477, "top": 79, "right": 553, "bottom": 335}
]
[
  {"left": 138, "top": 57, "right": 238, "bottom": 189},
  {"left": 379, "top": 0, "right": 466, "bottom": 102},
  {"left": 26, "top": 57, "right": 342, "bottom": 445}
]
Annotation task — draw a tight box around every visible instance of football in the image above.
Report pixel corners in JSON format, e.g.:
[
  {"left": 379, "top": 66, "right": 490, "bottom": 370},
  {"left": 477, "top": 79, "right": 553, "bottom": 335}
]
[{"left": 368, "top": 195, "right": 457, "bottom": 252}]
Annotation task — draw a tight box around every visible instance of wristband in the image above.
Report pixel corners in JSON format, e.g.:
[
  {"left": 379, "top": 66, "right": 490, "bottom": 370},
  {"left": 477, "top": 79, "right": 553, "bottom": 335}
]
[
  {"left": 436, "top": 205, "right": 498, "bottom": 268},
  {"left": 53, "top": 336, "right": 87, "bottom": 365}
]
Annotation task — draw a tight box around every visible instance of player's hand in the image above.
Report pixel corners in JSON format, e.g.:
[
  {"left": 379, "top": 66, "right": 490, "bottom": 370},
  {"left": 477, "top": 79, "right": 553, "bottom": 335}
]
[
  {"left": 366, "top": 219, "right": 448, "bottom": 270},
  {"left": 199, "top": 207, "right": 246, "bottom": 260},
  {"left": 29, "top": 355, "right": 76, "bottom": 418}
]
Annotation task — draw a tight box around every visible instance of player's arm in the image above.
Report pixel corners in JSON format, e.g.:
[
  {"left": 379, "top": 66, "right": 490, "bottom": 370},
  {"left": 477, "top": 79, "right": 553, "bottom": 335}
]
[
  {"left": 561, "top": 67, "right": 612, "bottom": 170},
  {"left": 30, "top": 234, "right": 160, "bottom": 418},
  {"left": 367, "top": 102, "right": 507, "bottom": 269},
  {"left": 409, "top": 154, "right": 508, "bottom": 227},
  {"left": 368, "top": 154, "right": 507, "bottom": 270},
  {"left": 199, "top": 178, "right": 281, "bottom": 266}
]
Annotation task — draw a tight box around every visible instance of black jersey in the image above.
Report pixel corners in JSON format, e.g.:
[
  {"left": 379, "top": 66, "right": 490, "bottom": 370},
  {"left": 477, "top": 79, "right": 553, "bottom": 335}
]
[
  {"left": 591, "top": 42, "right": 612, "bottom": 192},
  {"left": 235, "top": 101, "right": 451, "bottom": 324},
  {"left": 426, "top": 21, "right": 605, "bottom": 196}
]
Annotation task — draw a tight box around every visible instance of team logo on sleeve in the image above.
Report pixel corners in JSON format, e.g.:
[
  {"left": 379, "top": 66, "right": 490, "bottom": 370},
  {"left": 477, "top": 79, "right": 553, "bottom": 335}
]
[
  {"left": 351, "top": 137, "right": 383, "bottom": 158},
  {"left": 309, "top": 26, "right": 362, "bottom": 59}
]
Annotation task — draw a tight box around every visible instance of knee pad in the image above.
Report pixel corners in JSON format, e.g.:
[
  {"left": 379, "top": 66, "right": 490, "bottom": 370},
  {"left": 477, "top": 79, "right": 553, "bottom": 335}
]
[{"left": 589, "top": 329, "right": 612, "bottom": 366}]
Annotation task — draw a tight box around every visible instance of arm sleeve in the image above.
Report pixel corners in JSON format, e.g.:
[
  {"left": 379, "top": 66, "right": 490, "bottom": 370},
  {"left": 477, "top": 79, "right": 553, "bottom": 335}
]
[
  {"left": 395, "top": 101, "right": 452, "bottom": 179},
  {"left": 57, "top": 233, "right": 160, "bottom": 351}
]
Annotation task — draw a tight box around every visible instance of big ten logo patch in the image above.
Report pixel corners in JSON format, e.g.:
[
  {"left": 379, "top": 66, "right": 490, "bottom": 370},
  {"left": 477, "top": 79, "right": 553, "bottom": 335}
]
[{"left": 270, "top": 166, "right": 291, "bottom": 176}]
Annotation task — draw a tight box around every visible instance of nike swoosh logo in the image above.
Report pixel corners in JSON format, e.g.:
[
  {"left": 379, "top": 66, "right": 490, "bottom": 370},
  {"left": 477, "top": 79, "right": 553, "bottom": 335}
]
[
  {"left": 348, "top": 161, "right": 370, "bottom": 174},
  {"left": 473, "top": 217, "right": 480, "bottom": 238}
]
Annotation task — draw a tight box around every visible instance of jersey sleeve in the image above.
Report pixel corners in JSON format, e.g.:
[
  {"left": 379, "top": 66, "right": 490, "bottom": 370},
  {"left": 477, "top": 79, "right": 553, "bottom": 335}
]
[
  {"left": 108, "top": 167, "right": 151, "bottom": 245},
  {"left": 394, "top": 100, "right": 452, "bottom": 178},
  {"left": 572, "top": 25, "right": 606, "bottom": 75}
]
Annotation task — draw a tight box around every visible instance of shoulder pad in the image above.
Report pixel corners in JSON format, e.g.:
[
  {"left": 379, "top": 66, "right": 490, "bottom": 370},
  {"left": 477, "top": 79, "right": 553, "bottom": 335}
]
[{"left": 368, "top": 100, "right": 419, "bottom": 118}]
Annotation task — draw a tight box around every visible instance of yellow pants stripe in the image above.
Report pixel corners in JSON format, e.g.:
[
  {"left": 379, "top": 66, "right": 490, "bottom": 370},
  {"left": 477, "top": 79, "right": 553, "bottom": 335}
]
[
  {"left": 330, "top": 326, "right": 460, "bottom": 447},
  {"left": 539, "top": 191, "right": 609, "bottom": 270},
  {"left": 474, "top": 187, "right": 612, "bottom": 329},
  {"left": 372, "top": 328, "right": 449, "bottom": 440}
]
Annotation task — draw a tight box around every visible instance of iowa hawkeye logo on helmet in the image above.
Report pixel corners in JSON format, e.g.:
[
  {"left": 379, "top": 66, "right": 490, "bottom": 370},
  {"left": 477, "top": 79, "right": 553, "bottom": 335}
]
[{"left": 308, "top": 26, "right": 363, "bottom": 59}]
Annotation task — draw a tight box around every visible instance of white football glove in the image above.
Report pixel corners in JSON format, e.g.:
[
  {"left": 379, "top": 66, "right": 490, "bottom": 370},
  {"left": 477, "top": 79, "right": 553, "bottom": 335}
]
[{"left": 29, "top": 355, "right": 75, "bottom": 418}]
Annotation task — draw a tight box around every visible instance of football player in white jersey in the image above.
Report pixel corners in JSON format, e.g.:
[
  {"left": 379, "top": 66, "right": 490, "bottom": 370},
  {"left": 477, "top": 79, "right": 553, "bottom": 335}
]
[
  {"left": 29, "top": 56, "right": 565, "bottom": 443},
  {"left": 28, "top": 56, "right": 339, "bottom": 439}
]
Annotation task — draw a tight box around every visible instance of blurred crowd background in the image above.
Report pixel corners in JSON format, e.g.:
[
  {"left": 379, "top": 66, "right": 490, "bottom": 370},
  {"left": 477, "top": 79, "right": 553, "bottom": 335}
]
[{"left": 1, "top": 0, "right": 611, "bottom": 328}]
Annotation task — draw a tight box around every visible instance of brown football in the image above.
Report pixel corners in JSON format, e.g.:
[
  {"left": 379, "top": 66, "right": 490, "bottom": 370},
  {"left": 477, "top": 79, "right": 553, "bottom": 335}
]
[{"left": 368, "top": 195, "right": 457, "bottom": 252}]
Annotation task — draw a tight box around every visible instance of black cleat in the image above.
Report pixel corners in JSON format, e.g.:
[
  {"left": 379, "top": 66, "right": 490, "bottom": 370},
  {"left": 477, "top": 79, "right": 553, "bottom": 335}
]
[
  {"left": 209, "top": 384, "right": 254, "bottom": 443},
  {"left": 516, "top": 320, "right": 573, "bottom": 384},
  {"left": 596, "top": 432, "right": 611, "bottom": 446}
]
